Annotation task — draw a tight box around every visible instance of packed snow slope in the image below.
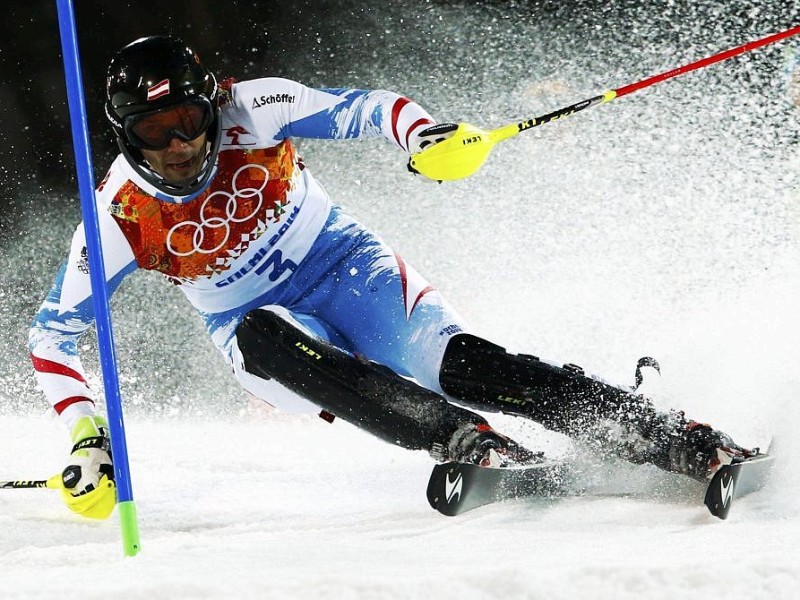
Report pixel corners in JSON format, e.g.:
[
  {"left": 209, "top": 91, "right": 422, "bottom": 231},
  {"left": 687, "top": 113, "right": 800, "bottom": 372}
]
[
  {"left": 2, "top": 1, "right": 800, "bottom": 598},
  {"left": 1, "top": 411, "right": 798, "bottom": 600}
]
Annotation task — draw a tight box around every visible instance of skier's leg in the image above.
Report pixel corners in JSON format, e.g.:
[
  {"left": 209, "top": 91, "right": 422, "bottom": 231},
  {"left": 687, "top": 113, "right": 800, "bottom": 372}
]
[
  {"left": 224, "top": 207, "right": 533, "bottom": 466},
  {"left": 438, "top": 333, "right": 755, "bottom": 481},
  {"left": 282, "top": 207, "right": 465, "bottom": 395},
  {"left": 234, "top": 306, "right": 537, "bottom": 466}
]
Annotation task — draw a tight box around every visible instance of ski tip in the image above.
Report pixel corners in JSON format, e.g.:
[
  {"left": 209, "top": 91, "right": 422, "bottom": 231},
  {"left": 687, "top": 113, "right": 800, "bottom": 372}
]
[
  {"left": 704, "top": 465, "right": 737, "bottom": 520},
  {"left": 703, "top": 453, "right": 774, "bottom": 520},
  {"left": 426, "top": 460, "right": 571, "bottom": 517},
  {"left": 427, "top": 462, "right": 470, "bottom": 517}
]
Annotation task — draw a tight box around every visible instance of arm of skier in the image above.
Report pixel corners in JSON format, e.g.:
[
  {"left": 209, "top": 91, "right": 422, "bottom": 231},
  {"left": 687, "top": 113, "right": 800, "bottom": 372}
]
[
  {"left": 296, "top": 86, "right": 436, "bottom": 151},
  {"left": 231, "top": 77, "right": 457, "bottom": 164},
  {"left": 28, "top": 208, "right": 137, "bottom": 519},
  {"left": 298, "top": 85, "right": 463, "bottom": 180}
]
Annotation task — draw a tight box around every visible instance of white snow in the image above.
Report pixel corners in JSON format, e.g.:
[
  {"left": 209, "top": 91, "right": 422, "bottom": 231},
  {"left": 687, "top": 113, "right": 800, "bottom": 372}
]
[{"left": 1, "top": 409, "right": 798, "bottom": 599}]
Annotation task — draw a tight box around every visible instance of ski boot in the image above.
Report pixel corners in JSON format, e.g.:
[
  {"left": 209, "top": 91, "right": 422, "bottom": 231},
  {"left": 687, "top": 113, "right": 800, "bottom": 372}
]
[
  {"left": 629, "top": 358, "right": 757, "bottom": 482},
  {"left": 658, "top": 419, "right": 758, "bottom": 482},
  {"left": 435, "top": 423, "right": 543, "bottom": 468}
]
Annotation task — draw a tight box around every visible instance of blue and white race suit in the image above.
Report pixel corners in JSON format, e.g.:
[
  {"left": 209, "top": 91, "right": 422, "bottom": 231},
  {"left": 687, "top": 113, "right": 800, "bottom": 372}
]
[{"left": 29, "top": 78, "right": 467, "bottom": 429}]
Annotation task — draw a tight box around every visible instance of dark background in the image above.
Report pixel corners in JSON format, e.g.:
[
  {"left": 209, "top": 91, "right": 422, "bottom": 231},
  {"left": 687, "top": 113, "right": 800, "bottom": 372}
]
[{"left": 3, "top": 0, "right": 797, "bottom": 200}]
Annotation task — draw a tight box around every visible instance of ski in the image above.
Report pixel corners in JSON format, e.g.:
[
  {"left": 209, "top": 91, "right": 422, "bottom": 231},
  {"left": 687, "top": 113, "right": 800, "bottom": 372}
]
[
  {"left": 703, "top": 452, "right": 774, "bottom": 520},
  {"left": 427, "top": 452, "right": 775, "bottom": 519},
  {"left": 426, "top": 460, "right": 570, "bottom": 516}
]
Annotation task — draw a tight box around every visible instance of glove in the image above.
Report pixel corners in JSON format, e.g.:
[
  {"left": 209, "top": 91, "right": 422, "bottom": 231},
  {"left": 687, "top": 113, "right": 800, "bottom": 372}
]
[
  {"left": 60, "top": 415, "right": 116, "bottom": 519},
  {"left": 407, "top": 123, "right": 458, "bottom": 182}
]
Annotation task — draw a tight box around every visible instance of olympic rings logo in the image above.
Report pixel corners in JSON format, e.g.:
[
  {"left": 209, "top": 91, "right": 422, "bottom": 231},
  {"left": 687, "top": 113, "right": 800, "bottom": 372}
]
[{"left": 166, "top": 164, "right": 270, "bottom": 257}]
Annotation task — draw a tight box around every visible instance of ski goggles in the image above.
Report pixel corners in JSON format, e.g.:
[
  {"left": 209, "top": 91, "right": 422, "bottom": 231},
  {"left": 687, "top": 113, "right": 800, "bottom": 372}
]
[{"left": 123, "top": 98, "right": 215, "bottom": 150}]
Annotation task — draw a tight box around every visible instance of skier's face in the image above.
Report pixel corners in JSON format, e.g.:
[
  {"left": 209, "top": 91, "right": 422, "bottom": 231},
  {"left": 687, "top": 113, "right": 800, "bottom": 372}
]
[{"left": 140, "top": 133, "right": 208, "bottom": 183}]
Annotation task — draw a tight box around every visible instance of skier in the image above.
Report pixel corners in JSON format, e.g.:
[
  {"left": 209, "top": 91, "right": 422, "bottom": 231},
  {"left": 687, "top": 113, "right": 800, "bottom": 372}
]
[{"left": 30, "top": 36, "right": 755, "bottom": 519}]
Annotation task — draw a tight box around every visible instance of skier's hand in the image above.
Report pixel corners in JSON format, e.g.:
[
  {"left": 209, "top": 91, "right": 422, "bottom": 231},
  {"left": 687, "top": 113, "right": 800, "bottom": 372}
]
[
  {"left": 407, "top": 123, "right": 458, "bottom": 182},
  {"left": 60, "top": 415, "right": 116, "bottom": 519}
]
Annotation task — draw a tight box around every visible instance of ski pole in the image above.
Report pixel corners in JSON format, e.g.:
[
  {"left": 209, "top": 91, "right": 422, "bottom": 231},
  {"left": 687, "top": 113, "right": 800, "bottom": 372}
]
[
  {"left": 409, "top": 23, "right": 800, "bottom": 182},
  {"left": 0, "top": 476, "right": 62, "bottom": 490}
]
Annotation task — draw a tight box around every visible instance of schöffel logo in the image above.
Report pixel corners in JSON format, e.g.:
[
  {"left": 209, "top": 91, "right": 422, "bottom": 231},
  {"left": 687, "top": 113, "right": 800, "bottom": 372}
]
[
  {"left": 147, "top": 79, "right": 170, "bottom": 101},
  {"left": 252, "top": 93, "right": 295, "bottom": 109}
]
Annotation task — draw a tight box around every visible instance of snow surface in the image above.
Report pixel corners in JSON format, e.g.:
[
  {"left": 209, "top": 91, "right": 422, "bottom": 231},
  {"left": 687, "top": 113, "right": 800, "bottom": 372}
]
[
  {"left": 1, "top": 410, "right": 799, "bottom": 600},
  {"left": 4, "top": 2, "right": 800, "bottom": 598}
]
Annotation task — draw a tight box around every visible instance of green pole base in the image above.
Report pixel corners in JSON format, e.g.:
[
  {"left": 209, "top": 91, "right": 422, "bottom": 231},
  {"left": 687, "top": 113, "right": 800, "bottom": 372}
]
[{"left": 118, "top": 500, "right": 141, "bottom": 556}]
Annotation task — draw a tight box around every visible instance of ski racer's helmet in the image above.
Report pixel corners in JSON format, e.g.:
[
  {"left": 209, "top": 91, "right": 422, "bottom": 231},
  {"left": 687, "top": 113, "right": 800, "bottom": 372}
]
[{"left": 105, "top": 36, "right": 221, "bottom": 198}]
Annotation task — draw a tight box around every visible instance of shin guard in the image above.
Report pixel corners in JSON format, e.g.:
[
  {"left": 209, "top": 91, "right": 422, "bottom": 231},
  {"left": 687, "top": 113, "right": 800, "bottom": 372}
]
[
  {"left": 235, "top": 309, "right": 487, "bottom": 454},
  {"left": 439, "top": 333, "right": 680, "bottom": 461}
]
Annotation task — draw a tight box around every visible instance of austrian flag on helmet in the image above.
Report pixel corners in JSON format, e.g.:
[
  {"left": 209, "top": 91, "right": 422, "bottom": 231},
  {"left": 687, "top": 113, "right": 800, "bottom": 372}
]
[
  {"left": 147, "top": 79, "right": 171, "bottom": 101},
  {"left": 105, "top": 35, "right": 222, "bottom": 198}
]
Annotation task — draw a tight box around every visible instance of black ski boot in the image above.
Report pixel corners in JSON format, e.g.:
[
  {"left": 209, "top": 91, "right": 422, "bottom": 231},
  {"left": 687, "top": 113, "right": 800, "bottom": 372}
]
[
  {"left": 659, "top": 419, "right": 758, "bottom": 482},
  {"left": 435, "top": 423, "right": 543, "bottom": 467}
]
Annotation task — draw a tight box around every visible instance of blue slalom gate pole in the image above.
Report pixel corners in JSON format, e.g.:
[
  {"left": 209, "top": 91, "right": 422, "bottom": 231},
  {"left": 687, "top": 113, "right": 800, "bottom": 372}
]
[{"left": 55, "top": 0, "right": 141, "bottom": 556}]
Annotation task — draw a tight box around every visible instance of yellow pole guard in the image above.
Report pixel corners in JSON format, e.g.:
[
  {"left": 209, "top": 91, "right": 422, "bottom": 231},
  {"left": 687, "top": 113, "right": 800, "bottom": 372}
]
[
  {"left": 409, "top": 122, "right": 505, "bottom": 182},
  {"left": 409, "top": 90, "right": 620, "bottom": 182}
]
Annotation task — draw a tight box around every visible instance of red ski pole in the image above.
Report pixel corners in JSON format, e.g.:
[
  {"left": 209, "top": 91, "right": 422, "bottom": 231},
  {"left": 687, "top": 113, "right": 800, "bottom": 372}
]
[
  {"left": 410, "top": 24, "right": 800, "bottom": 181},
  {"left": 614, "top": 24, "right": 800, "bottom": 99}
]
